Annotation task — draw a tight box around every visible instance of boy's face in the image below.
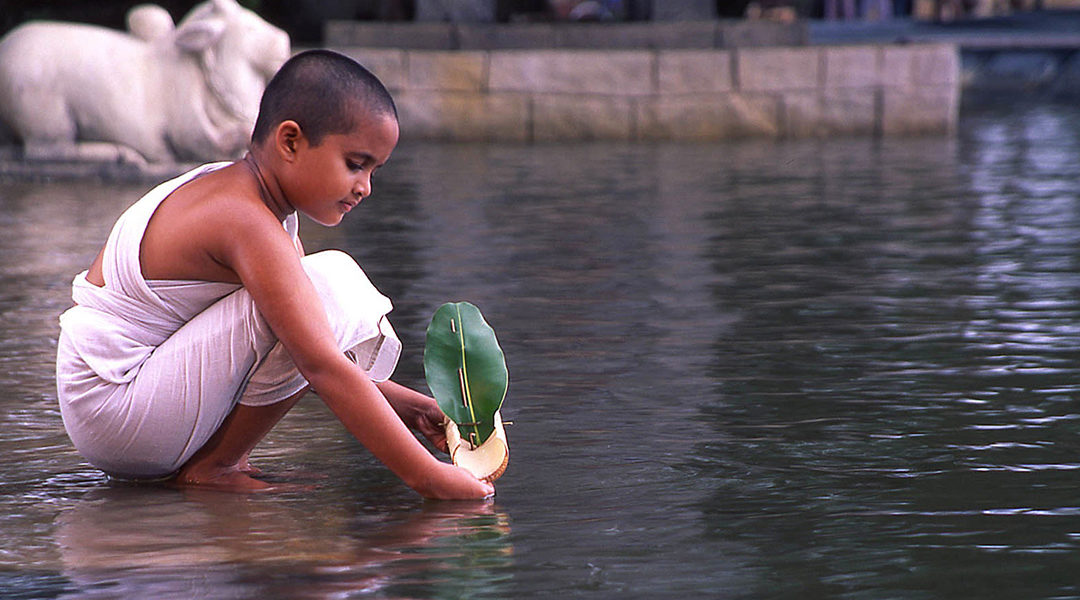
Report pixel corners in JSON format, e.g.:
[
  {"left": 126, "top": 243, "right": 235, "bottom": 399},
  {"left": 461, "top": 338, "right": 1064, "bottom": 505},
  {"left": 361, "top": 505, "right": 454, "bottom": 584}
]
[{"left": 286, "top": 112, "right": 399, "bottom": 226}]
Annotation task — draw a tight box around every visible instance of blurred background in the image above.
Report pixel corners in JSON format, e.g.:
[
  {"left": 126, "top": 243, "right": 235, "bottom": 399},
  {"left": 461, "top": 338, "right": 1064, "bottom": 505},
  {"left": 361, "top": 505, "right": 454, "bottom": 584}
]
[{"left": 3, "top": 0, "right": 1078, "bottom": 44}]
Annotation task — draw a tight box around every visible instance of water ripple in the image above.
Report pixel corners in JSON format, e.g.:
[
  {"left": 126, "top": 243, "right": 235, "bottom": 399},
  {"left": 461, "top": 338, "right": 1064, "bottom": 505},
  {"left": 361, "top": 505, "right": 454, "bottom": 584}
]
[{"left": 3, "top": 102, "right": 1080, "bottom": 598}]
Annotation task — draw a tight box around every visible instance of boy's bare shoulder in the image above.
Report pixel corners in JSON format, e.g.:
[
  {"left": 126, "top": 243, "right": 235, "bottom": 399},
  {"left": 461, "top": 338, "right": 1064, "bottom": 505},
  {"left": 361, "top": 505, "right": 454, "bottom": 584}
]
[
  {"left": 189, "top": 166, "right": 297, "bottom": 249},
  {"left": 164, "top": 164, "right": 284, "bottom": 236},
  {"left": 140, "top": 163, "right": 295, "bottom": 283}
]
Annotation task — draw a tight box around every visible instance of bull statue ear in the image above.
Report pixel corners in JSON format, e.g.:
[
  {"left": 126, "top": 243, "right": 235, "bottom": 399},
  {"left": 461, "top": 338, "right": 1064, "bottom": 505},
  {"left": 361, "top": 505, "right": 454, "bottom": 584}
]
[
  {"left": 126, "top": 5, "right": 175, "bottom": 42},
  {"left": 174, "top": 17, "right": 226, "bottom": 52},
  {"left": 212, "top": 0, "right": 239, "bottom": 13}
]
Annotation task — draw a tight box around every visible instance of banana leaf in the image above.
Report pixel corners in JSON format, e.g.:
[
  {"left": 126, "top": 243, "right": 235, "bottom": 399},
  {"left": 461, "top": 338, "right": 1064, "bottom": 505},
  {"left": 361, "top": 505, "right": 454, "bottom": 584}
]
[{"left": 423, "top": 302, "right": 508, "bottom": 447}]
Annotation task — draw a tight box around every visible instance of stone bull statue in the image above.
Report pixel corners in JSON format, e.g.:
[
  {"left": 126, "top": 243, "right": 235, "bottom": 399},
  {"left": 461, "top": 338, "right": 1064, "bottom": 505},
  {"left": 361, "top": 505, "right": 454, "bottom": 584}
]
[{"left": 0, "top": 0, "right": 290, "bottom": 164}]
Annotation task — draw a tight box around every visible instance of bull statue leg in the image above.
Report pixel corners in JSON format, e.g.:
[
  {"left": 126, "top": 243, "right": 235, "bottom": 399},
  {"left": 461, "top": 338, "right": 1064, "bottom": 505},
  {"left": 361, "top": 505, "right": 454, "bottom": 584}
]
[
  {"left": 6, "top": 95, "right": 155, "bottom": 165},
  {"left": 22, "top": 141, "right": 152, "bottom": 166}
]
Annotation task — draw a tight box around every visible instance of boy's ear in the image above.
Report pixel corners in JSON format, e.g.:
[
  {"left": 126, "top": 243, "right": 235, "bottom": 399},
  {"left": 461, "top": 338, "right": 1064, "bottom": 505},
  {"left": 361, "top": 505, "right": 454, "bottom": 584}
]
[{"left": 273, "top": 120, "right": 305, "bottom": 162}]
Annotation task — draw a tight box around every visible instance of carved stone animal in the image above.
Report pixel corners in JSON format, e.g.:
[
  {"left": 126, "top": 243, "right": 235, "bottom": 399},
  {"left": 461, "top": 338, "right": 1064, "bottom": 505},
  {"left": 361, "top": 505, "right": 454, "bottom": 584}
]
[{"left": 0, "top": 0, "right": 290, "bottom": 164}]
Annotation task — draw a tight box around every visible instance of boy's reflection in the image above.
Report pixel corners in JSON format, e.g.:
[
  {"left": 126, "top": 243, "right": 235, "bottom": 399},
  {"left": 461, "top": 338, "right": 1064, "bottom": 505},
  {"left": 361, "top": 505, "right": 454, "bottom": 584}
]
[{"left": 54, "top": 484, "right": 512, "bottom": 599}]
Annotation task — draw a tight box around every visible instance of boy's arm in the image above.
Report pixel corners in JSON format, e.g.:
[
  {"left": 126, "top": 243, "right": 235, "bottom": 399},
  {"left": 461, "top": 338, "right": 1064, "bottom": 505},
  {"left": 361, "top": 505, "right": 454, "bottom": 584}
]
[{"left": 219, "top": 210, "right": 492, "bottom": 500}]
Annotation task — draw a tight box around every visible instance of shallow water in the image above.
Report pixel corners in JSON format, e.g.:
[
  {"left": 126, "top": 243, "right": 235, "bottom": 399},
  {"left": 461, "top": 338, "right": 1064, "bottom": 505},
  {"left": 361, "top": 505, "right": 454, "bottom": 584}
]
[{"left": 2, "top": 99, "right": 1079, "bottom": 599}]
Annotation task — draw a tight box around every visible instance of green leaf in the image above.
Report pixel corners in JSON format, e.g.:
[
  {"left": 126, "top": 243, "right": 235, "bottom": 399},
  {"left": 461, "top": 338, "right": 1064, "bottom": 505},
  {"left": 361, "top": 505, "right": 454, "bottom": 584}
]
[{"left": 423, "top": 302, "right": 508, "bottom": 447}]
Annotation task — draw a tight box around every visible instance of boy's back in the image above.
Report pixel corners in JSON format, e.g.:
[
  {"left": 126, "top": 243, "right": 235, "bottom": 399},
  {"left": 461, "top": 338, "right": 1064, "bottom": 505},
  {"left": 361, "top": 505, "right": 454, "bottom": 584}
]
[{"left": 85, "top": 163, "right": 272, "bottom": 287}]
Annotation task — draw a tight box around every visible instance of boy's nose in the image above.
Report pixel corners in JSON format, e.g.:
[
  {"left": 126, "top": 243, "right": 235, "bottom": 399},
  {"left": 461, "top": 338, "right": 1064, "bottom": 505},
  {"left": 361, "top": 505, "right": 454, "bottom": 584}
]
[{"left": 353, "top": 175, "right": 371, "bottom": 198}]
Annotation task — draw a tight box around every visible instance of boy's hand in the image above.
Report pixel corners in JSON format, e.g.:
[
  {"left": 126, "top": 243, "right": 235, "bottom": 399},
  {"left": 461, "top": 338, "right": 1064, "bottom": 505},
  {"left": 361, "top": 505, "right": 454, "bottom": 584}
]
[
  {"left": 421, "top": 462, "right": 495, "bottom": 500},
  {"left": 414, "top": 405, "right": 449, "bottom": 453},
  {"left": 376, "top": 380, "right": 449, "bottom": 453}
]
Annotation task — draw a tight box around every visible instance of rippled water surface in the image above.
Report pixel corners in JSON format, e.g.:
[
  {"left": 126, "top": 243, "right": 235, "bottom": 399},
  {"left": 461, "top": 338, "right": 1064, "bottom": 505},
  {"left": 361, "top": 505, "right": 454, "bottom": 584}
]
[{"left": 2, "top": 100, "right": 1079, "bottom": 599}]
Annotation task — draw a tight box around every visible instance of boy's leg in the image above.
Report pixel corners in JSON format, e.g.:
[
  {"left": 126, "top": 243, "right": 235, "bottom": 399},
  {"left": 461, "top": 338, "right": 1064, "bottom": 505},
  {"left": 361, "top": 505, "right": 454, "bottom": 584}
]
[
  {"left": 62, "top": 287, "right": 282, "bottom": 480},
  {"left": 169, "top": 251, "right": 403, "bottom": 490},
  {"left": 173, "top": 388, "right": 306, "bottom": 490},
  {"left": 71, "top": 250, "right": 400, "bottom": 483}
]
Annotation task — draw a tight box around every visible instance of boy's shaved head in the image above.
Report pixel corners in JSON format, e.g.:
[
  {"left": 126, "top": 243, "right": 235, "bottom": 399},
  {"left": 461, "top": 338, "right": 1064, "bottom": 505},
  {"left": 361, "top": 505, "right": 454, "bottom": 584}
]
[{"left": 251, "top": 49, "right": 397, "bottom": 146}]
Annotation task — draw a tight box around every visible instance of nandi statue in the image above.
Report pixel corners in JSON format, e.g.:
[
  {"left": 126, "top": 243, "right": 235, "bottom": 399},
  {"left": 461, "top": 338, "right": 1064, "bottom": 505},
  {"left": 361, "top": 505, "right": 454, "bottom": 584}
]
[{"left": 0, "top": 0, "right": 290, "bottom": 164}]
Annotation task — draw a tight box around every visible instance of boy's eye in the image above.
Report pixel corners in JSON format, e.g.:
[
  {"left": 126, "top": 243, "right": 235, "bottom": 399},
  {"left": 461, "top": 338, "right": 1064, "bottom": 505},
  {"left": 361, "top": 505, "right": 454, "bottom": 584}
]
[{"left": 346, "top": 160, "right": 363, "bottom": 171}]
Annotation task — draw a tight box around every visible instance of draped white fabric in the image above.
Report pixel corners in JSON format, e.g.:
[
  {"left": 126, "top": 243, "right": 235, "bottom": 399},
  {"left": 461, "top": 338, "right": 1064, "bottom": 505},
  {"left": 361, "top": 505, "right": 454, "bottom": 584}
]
[{"left": 56, "top": 163, "right": 400, "bottom": 478}]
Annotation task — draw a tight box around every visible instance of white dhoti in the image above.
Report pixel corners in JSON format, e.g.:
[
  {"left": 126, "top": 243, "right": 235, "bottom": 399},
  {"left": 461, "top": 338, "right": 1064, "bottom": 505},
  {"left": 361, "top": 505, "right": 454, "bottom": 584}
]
[{"left": 56, "top": 164, "right": 400, "bottom": 479}]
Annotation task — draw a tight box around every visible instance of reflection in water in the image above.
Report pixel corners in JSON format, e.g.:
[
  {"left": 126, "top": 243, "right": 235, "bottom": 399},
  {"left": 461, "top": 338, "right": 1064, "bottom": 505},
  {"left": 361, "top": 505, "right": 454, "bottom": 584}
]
[
  {"left": 54, "top": 485, "right": 512, "bottom": 599},
  {"left": 2, "top": 100, "right": 1080, "bottom": 599},
  {"left": 689, "top": 106, "right": 1080, "bottom": 598}
]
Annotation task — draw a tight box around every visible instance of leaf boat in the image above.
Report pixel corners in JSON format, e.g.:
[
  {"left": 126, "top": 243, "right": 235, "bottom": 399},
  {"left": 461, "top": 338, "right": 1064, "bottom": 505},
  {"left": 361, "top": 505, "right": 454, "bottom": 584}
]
[{"left": 423, "top": 302, "right": 509, "bottom": 481}]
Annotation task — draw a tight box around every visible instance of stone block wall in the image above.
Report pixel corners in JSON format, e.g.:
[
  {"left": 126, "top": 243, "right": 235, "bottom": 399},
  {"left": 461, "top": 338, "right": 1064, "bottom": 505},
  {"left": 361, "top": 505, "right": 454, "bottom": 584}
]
[
  {"left": 333, "top": 43, "right": 959, "bottom": 142},
  {"left": 324, "top": 20, "right": 809, "bottom": 50}
]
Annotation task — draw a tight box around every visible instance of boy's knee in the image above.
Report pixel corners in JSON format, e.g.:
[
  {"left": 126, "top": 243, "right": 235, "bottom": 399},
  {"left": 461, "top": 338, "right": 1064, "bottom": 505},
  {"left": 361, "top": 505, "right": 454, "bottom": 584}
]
[
  {"left": 302, "top": 250, "right": 397, "bottom": 367},
  {"left": 300, "top": 250, "right": 392, "bottom": 334},
  {"left": 301, "top": 250, "right": 361, "bottom": 288}
]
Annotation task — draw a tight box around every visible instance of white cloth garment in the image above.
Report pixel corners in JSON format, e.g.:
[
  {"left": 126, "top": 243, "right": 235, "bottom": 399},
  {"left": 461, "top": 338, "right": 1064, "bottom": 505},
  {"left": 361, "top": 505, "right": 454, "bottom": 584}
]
[{"left": 56, "top": 163, "right": 401, "bottom": 479}]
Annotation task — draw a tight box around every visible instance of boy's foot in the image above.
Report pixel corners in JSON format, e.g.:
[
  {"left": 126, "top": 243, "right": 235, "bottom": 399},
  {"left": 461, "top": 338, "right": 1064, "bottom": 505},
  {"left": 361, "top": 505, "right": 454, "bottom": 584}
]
[{"left": 171, "top": 465, "right": 272, "bottom": 492}]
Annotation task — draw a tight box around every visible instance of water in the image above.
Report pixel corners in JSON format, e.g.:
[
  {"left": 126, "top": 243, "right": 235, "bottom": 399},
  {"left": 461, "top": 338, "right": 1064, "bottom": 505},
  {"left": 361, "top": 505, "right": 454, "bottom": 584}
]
[{"left": 2, "top": 99, "right": 1079, "bottom": 599}]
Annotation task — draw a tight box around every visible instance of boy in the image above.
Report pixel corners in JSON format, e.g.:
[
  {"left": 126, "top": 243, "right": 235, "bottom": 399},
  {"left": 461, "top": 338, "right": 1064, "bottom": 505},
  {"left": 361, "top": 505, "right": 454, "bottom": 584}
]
[{"left": 55, "top": 49, "right": 494, "bottom": 500}]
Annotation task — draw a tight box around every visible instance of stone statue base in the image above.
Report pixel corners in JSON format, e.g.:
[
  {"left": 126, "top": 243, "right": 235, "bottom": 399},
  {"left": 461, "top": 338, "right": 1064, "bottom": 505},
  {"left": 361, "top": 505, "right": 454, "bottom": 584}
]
[{"left": 0, "top": 146, "right": 194, "bottom": 182}]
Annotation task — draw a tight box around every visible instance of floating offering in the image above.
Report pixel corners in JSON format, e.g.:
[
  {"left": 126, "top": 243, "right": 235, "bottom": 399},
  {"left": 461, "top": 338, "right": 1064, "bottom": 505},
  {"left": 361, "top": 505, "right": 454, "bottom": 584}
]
[{"left": 424, "top": 302, "right": 509, "bottom": 482}]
